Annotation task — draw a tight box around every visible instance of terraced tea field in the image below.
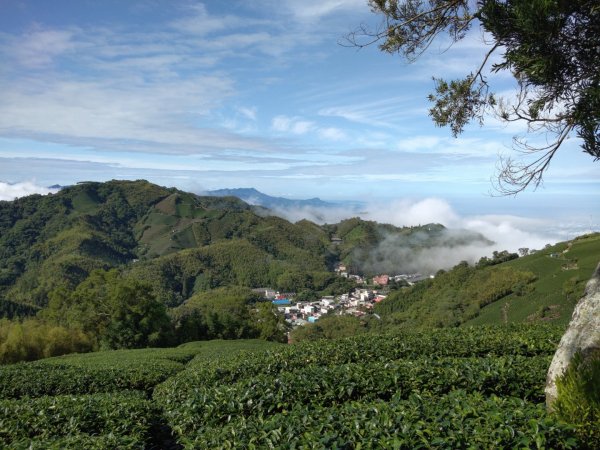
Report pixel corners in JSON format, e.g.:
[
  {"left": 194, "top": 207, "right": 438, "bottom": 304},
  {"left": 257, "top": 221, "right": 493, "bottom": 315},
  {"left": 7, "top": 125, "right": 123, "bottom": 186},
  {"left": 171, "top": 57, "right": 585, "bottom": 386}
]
[{"left": 0, "top": 327, "right": 583, "bottom": 448}]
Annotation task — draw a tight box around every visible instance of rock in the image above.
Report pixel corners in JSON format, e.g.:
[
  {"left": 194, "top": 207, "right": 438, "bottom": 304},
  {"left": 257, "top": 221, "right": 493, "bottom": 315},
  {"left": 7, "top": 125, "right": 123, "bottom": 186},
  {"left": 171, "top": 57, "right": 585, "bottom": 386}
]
[{"left": 546, "top": 262, "right": 600, "bottom": 409}]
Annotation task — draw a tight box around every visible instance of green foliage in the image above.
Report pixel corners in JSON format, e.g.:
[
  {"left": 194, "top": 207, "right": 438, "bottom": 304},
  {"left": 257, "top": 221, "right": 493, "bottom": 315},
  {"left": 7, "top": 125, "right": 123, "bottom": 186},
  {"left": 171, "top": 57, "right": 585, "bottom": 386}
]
[
  {"left": 0, "top": 391, "right": 157, "bottom": 448},
  {"left": 0, "top": 319, "right": 92, "bottom": 364},
  {"left": 476, "top": 249, "right": 520, "bottom": 268},
  {"left": 0, "top": 180, "right": 170, "bottom": 307},
  {"left": 429, "top": 75, "right": 492, "bottom": 136},
  {"left": 194, "top": 391, "right": 577, "bottom": 449},
  {"left": 467, "top": 233, "right": 600, "bottom": 326},
  {"left": 0, "top": 300, "right": 39, "bottom": 319},
  {"left": 554, "top": 351, "right": 600, "bottom": 448},
  {"left": 1, "top": 327, "right": 582, "bottom": 448},
  {"left": 153, "top": 326, "right": 562, "bottom": 413},
  {"left": 154, "top": 325, "right": 578, "bottom": 447},
  {"left": 171, "top": 287, "right": 289, "bottom": 343},
  {"left": 363, "top": 0, "right": 600, "bottom": 193},
  {"left": 0, "top": 339, "right": 278, "bottom": 448},
  {"left": 0, "top": 361, "right": 182, "bottom": 400},
  {"left": 101, "top": 279, "right": 172, "bottom": 349},
  {"left": 160, "top": 355, "right": 551, "bottom": 430},
  {"left": 251, "top": 301, "right": 289, "bottom": 343},
  {"left": 0, "top": 346, "right": 200, "bottom": 399},
  {"left": 290, "top": 315, "right": 368, "bottom": 342},
  {"left": 375, "top": 261, "right": 536, "bottom": 327},
  {"left": 43, "top": 269, "right": 172, "bottom": 350}
]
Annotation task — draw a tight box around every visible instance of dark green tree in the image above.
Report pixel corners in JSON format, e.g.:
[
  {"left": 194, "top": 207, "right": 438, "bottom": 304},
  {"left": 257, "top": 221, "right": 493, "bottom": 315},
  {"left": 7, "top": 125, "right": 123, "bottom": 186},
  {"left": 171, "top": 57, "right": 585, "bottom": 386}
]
[
  {"left": 101, "top": 280, "right": 172, "bottom": 349},
  {"left": 348, "top": 0, "right": 599, "bottom": 193},
  {"left": 43, "top": 269, "right": 172, "bottom": 349},
  {"left": 252, "top": 302, "right": 289, "bottom": 342}
]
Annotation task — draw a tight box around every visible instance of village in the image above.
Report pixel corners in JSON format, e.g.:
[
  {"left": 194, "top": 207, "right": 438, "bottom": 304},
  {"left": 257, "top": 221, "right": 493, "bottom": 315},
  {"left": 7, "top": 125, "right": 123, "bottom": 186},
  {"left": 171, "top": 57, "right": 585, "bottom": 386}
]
[{"left": 255, "top": 265, "right": 434, "bottom": 328}]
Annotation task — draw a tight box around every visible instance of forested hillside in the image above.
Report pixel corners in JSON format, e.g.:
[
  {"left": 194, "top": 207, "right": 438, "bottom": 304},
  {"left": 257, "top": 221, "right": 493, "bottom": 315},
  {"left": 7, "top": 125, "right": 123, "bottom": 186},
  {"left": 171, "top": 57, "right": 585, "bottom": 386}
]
[
  {"left": 374, "top": 233, "right": 600, "bottom": 328},
  {"left": 0, "top": 180, "right": 332, "bottom": 312},
  {"left": 0, "top": 180, "right": 490, "bottom": 314}
]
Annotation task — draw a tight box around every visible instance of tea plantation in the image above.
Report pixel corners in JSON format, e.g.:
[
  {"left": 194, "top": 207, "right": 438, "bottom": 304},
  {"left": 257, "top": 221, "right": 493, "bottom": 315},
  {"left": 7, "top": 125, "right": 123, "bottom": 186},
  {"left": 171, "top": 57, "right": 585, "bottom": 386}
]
[{"left": 0, "top": 326, "right": 587, "bottom": 448}]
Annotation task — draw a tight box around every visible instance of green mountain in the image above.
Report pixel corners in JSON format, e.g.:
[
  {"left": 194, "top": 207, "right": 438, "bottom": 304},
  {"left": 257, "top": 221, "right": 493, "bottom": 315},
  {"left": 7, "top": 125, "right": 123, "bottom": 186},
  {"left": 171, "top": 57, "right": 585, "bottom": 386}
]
[
  {"left": 0, "top": 179, "right": 488, "bottom": 316},
  {"left": 375, "top": 232, "right": 600, "bottom": 328}
]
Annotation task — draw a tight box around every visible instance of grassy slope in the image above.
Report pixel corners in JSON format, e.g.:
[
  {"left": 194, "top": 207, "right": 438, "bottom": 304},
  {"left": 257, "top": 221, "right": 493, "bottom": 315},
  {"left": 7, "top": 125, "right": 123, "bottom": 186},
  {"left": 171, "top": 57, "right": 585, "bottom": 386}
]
[{"left": 464, "top": 233, "right": 600, "bottom": 326}]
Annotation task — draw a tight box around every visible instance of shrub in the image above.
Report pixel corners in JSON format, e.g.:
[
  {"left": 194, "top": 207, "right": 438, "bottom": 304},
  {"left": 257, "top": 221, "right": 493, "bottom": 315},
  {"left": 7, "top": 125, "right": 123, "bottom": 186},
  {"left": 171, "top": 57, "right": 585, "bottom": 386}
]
[{"left": 553, "top": 351, "right": 600, "bottom": 449}]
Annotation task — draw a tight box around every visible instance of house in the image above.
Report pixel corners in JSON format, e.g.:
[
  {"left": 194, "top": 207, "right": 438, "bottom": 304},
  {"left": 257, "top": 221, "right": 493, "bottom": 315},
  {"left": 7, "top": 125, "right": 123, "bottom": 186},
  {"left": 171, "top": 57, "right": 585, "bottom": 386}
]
[
  {"left": 253, "top": 288, "right": 277, "bottom": 299},
  {"left": 348, "top": 274, "right": 364, "bottom": 283},
  {"left": 374, "top": 295, "right": 387, "bottom": 303},
  {"left": 356, "top": 289, "right": 372, "bottom": 301},
  {"left": 320, "top": 297, "right": 335, "bottom": 307},
  {"left": 303, "top": 305, "right": 316, "bottom": 315},
  {"left": 372, "top": 274, "right": 389, "bottom": 286}
]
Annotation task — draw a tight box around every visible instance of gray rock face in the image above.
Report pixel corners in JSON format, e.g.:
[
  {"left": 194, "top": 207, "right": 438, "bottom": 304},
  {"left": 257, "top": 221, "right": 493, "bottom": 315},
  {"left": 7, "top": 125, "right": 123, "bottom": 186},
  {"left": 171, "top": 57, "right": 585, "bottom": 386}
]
[{"left": 546, "top": 262, "right": 600, "bottom": 409}]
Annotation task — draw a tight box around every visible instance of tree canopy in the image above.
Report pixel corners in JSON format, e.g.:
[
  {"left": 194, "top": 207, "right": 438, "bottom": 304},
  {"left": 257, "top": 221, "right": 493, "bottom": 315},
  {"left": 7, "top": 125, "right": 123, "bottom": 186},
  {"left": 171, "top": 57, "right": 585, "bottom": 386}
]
[{"left": 350, "top": 0, "right": 599, "bottom": 194}]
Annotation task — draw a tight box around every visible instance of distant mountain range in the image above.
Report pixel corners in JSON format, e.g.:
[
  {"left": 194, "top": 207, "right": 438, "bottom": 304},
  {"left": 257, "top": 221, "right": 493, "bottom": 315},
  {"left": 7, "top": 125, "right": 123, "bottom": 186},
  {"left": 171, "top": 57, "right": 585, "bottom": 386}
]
[
  {"left": 48, "top": 185, "right": 358, "bottom": 212},
  {"left": 206, "top": 188, "right": 337, "bottom": 210}
]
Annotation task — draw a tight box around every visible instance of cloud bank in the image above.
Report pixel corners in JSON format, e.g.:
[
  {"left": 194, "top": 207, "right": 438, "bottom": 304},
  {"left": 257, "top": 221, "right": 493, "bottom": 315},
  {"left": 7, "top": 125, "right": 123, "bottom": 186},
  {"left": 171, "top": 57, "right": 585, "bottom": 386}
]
[
  {"left": 0, "top": 181, "right": 59, "bottom": 201},
  {"left": 267, "top": 197, "right": 577, "bottom": 274}
]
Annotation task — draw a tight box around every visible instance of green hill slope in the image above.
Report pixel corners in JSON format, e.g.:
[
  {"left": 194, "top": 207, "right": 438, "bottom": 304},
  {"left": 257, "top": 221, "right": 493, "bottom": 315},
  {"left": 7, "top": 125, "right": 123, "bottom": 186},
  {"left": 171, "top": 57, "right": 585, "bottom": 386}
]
[
  {"left": 465, "top": 232, "right": 600, "bottom": 326},
  {"left": 375, "top": 233, "right": 600, "bottom": 328}
]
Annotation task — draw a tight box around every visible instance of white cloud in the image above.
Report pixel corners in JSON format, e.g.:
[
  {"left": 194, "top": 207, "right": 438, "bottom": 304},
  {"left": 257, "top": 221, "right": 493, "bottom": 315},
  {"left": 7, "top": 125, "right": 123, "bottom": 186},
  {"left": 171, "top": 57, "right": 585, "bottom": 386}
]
[
  {"left": 317, "top": 95, "right": 424, "bottom": 129},
  {"left": 318, "top": 127, "right": 346, "bottom": 141},
  {"left": 0, "top": 75, "right": 282, "bottom": 155},
  {"left": 12, "top": 29, "right": 76, "bottom": 68},
  {"left": 271, "top": 115, "right": 315, "bottom": 135},
  {"left": 169, "top": 3, "right": 248, "bottom": 36},
  {"left": 0, "top": 181, "right": 59, "bottom": 201},
  {"left": 367, "top": 198, "right": 461, "bottom": 227},
  {"left": 267, "top": 196, "right": 574, "bottom": 273},
  {"left": 396, "top": 136, "right": 442, "bottom": 152},
  {"left": 282, "top": 0, "right": 367, "bottom": 21},
  {"left": 254, "top": 0, "right": 368, "bottom": 24},
  {"left": 363, "top": 198, "right": 562, "bottom": 255},
  {"left": 237, "top": 106, "right": 258, "bottom": 121}
]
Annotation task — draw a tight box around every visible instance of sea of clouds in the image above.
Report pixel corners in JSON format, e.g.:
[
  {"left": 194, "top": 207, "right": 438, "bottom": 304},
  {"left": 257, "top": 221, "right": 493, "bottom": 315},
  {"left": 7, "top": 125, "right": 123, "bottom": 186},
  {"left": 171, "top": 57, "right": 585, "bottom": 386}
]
[
  {"left": 0, "top": 181, "right": 59, "bottom": 201},
  {"left": 264, "top": 197, "right": 594, "bottom": 274}
]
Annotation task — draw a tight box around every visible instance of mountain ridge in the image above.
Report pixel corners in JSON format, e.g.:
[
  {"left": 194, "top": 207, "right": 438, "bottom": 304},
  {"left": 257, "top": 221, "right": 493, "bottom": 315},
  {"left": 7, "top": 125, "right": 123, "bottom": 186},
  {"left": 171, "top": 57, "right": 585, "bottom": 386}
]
[
  {"left": 206, "top": 187, "right": 336, "bottom": 210},
  {"left": 0, "top": 179, "right": 490, "bottom": 313}
]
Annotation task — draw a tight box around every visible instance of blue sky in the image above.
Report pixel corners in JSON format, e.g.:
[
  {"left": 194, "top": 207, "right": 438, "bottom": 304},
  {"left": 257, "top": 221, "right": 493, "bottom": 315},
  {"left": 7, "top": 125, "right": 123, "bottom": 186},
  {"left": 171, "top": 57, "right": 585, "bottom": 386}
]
[{"left": 0, "top": 0, "right": 598, "bottom": 244}]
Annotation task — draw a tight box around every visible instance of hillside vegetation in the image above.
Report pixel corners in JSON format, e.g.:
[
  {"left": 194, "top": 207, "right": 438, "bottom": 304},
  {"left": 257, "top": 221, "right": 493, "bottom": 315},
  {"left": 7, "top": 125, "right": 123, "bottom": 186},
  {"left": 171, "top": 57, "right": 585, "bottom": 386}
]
[
  {"left": 374, "top": 233, "right": 600, "bottom": 328},
  {"left": 0, "top": 180, "right": 479, "bottom": 314},
  {"left": 0, "top": 179, "right": 502, "bottom": 361}
]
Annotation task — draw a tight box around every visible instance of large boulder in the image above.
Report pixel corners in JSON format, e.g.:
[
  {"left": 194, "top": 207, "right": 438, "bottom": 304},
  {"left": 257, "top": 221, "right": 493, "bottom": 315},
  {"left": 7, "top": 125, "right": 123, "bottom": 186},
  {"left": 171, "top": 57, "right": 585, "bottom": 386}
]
[{"left": 546, "top": 262, "right": 600, "bottom": 408}]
